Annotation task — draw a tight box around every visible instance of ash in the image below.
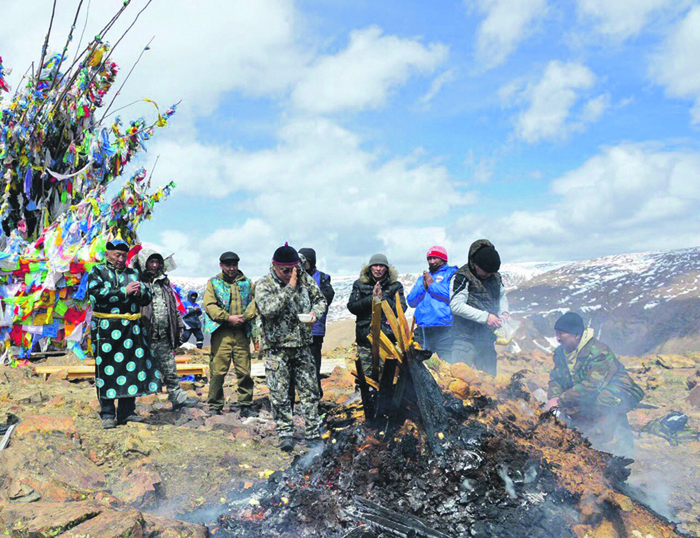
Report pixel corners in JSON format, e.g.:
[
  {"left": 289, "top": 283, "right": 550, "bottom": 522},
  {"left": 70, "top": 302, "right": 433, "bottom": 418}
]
[{"left": 213, "top": 396, "right": 584, "bottom": 538}]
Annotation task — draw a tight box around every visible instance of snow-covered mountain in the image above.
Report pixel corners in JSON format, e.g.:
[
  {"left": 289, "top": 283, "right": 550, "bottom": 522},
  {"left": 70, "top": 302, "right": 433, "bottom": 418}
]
[
  {"left": 171, "top": 248, "right": 700, "bottom": 356},
  {"left": 509, "top": 247, "right": 700, "bottom": 355}
]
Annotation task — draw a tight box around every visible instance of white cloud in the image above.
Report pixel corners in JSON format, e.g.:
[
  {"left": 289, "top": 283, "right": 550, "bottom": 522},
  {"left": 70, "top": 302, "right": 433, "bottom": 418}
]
[
  {"left": 291, "top": 26, "right": 448, "bottom": 114},
  {"left": 472, "top": 0, "right": 548, "bottom": 69},
  {"left": 503, "top": 61, "right": 606, "bottom": 143},
  {"left": 148, "top": 117, "right": 475, "bottom": 276},
  {"left": 649, "top": 5, "right": 700, "bottom": 125},
  {"left": 379, "top": 227, "right": 453, "bottom": 268},
  {"left": 419, "top": 69, "right": 456, "bottom": 105},
  {"left": 0, "top": 0, "right": 308, "bottom": 122},
  {"left": 457, "top": 143, "right": 700, "bottom": 261},
  {"left": 143, "top": 230, "right": 203, "bottom": 277},
  {"left": 576, "top": 0, "right": 678, "bottom": 40}
]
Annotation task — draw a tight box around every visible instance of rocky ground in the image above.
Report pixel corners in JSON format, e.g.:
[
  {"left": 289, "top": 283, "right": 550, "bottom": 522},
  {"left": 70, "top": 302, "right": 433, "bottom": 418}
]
[{"left": 1, "top": 342, "right": 700, "bottom": 537}]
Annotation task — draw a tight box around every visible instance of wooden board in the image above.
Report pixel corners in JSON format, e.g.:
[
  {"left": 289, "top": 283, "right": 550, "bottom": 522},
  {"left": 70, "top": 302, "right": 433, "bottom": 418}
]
[
  {"left": 34, "top": 363, "right": 208, "bottom": 381},
  {"left": 250, "top": 358, "right": 347, "bottom": 378},
  {"left": 83, "top": 356, "right": 193, "bottom": 366}
]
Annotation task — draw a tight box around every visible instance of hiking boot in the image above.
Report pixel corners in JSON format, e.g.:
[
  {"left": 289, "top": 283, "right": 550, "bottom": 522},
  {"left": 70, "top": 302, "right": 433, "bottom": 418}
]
[
  {"left": 101, "top": 417, "right": 117, "bottom": 430},
  {"left": 172, "top": 396, "right": 199, "bottom": 412},
  {"left": 118, "top": 414, "right": 146, "bottom": 425},
  {"left": 206, "top": 407, "right": 223, "bottom": 416},
  {"left": 239, "top": 406, "right": 256, "bottom": 418},
  {"left": 279, "top": 438, "right": 295, "bottom": 453}
]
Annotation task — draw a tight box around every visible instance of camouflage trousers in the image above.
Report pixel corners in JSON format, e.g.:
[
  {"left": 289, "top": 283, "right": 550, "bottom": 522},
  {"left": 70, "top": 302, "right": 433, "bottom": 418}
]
[
  {"left": 151, "top": 337, "right": 188, "bottom": 405},
  {"left": 356, "top": 345, "right": 374, "bottom": 380},
  {"left": 571, "top": 411, "right": 635, "bottom": 458},
  {"left": 265, "top": 346, "right": 322, "bottom": 440}
]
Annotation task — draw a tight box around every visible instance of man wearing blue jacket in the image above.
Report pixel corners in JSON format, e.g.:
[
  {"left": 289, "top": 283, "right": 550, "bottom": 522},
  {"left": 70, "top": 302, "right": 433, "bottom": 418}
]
[{"left": 407, "top": 246, "right": 457, "bottom": 362}]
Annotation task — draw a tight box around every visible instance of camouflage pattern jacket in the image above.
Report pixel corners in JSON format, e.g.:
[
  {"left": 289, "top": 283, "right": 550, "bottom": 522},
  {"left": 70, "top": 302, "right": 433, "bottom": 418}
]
[
  {"left": 548, "top": 329, "right": 643, "bottom": 418},
  {"left": 255, "top": 263, "right": 327, "bottom": 350}
]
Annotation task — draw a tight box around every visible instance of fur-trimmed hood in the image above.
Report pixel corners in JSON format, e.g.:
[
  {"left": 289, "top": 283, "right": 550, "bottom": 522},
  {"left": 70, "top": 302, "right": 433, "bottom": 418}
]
[{"left": 358, "top": 263, "right": 400, "bottom": 285}]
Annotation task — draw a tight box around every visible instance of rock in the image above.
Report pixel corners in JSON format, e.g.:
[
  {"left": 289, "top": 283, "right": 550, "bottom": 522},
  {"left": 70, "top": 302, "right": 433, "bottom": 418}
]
[
  {"left": 14, "top": 414, "right": 79, "bottom": 441},
  {"left": 686, "top": 385, "right": 700, "bottom": 408},
  {"left": 142, "top": 513, "right": 209, "bottom": 538},
  {"left": 0, "top": 501, "right": 103, "bottom": 537},
  {"left": 58, "top": 508, "right": 144, "bottom": 538},
  {"left": 8, "top": 481, "right": 41, "bottom": 503},
  {"left": 111, "top": 461, "right": 164, "bottom": 509},
  {"left": 0, "top": 500, "right": 201, "bottom": 538},
  {"left": 0, "top": 436, "right": 106, "bottom": 502},
  {"left": 656, "top": 354, "right": 696, "bottom": 369},
  {"left": 123, "top": 433, "right": 151, "bottom": 456}
]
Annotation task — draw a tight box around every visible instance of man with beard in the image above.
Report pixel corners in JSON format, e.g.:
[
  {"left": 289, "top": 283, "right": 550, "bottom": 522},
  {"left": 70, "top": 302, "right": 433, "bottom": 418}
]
[
  {"left": 449, "top": 240, "right": 509, "bottom": 375},
  {"left": 407, "top": 246, "right": 457, "bottom": 361},
  {"left": 203, "top": 251, "right": 256, "bottom": 416},
  {"left": 88, "top": 238, "right": 161, "bottom": 429},
  {"left": 347, "top": 253, "right": 407, "bottom": 380},
  {"left": 545, "top": 312, "right": 643, "bottom": 456},
  {"left": 255, "top": 243, "right": 327, "bottom": 453},
  {"left": 133, "top": 249, "right": 198, "bottom": 412}
]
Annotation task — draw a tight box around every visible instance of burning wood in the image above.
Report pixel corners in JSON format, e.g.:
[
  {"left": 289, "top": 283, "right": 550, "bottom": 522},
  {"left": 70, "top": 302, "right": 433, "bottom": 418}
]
[{"left": 212, "top": 301, "right": 688, "bottom": 537}]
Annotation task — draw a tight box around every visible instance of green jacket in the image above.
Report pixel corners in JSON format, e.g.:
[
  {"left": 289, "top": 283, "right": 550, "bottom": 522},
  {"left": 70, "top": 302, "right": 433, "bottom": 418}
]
[
  {"left": 255, "top": 264, "right": 327, "bottom": 350},
  {"left": 548, "top": 330, "right": 643, "bottom": 417}
]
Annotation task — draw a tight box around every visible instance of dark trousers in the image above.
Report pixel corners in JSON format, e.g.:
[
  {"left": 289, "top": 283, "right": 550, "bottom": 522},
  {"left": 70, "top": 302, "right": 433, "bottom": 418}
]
[
  {"left": 99, "top": 396, "right": 135, "bottom": 421},
  {"left": 289, "top": 335, "right": 324, "bottom": 405},
  {"left": 414, "top": 325, "right": 453, "bottom": 362},
  {"left": 181, "top": 327, "right": 204, "bottom": 349},
  {"left": 450, "top": 338, "right": 498, "bottom": 376}
]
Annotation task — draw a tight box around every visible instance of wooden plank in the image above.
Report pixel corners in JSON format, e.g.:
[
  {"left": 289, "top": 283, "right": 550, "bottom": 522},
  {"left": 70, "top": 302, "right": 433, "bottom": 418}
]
[
  {"left": 35, "top": 364, "right": 208, "bottom": 380},
  {"left": 250, "top": 358, "right": 346, "bottom": 378},
  {"left": 83, "top": 356, "right": 193, "bottom": 366}
]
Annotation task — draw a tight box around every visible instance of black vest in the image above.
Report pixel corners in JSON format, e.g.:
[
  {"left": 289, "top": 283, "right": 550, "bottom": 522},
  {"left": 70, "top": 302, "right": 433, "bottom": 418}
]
[{"left": 451, "top": 269, "right": 501, "bottom": 345}]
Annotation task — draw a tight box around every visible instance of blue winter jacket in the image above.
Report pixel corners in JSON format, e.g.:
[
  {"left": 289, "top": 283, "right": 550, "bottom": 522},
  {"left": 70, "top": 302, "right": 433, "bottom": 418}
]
[{"left": 407, "top": 264, "right": 457, "bottom": 327}]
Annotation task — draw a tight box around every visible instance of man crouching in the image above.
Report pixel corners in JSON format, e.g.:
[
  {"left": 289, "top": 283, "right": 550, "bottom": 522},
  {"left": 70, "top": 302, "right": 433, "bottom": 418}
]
[
  {"left": 545, "top": 312, "right": 644, "bottom": 456},
  {"left": 255, "top": 243, "right": 327, "bottom": 453}
]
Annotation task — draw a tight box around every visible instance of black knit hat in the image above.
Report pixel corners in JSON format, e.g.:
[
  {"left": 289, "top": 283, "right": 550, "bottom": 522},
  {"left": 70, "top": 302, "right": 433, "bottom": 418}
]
[
  {"left": 272, "top": 243, "right": 299, "bottom": 266},
  {"left": 298, "top": 248, "right": 316, "bottom": 267},
  {"left": 219, "top": 251, "right": 240, "bottom": 264},
  {"left": 554, "top": 312, "right": 585, "bottom": 336},
  {"left": 473, "top": 246, "right": 501, "bottom": 273}
]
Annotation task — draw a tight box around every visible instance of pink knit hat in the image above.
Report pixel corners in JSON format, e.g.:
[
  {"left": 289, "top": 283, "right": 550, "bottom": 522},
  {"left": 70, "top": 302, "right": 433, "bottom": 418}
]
[{"left": 426, "top": 246, "right": 448, "bottom": 262}]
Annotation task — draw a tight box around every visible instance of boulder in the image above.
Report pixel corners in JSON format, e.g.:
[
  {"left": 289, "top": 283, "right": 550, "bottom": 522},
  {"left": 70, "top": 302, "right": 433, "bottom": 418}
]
[
  {"left": 686, "top": 385, "right": 700, "bottom": 408},
  {"left": 14, "top": 414, "right": 79, "bottom": 441},
  {"left": 0, "top": 501, "right": 103, "bottom": 536},
  {"left": 112, "top": 461, "right": 164, "bottom": 509},
  {"left": 58, "top": 508, "right": 144, "bottom": 537},
  {"left": 656, "top": 354, "right": 697, "bottom": 369},
  {"left": 0, "top": 435, "right": 106, "bottom": 502},
  {"left": 142, "top": 513, "right": 208, "bottom": 538}
]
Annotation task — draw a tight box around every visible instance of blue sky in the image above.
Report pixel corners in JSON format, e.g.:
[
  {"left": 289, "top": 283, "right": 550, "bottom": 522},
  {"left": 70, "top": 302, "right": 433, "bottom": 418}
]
[{"left": 2, "top": 0, "right": 700, "bottom": 277}]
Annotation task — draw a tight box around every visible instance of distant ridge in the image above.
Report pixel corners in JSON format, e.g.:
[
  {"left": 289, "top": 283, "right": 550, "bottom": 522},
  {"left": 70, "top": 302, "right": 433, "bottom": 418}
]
[{"left": 171, "top": 247, "right": 700, "bottom": 356}]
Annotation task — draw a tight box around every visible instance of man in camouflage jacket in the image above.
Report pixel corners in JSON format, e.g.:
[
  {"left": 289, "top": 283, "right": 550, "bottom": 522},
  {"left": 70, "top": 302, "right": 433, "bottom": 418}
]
[
  {"left": 134, "top": 248, "right": 198, "bottom": 412},
  {"left": 255, "top": 244, "right": 327, "bottom": 453},
  {"left": 545, "top": 312, "right": 644, "bottom": 456}
]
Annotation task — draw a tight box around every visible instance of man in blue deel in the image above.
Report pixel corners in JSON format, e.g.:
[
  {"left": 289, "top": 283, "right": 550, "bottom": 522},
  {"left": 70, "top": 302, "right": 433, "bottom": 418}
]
[{"left": 407, "top": 246, "right": 457, "bottom": 362}]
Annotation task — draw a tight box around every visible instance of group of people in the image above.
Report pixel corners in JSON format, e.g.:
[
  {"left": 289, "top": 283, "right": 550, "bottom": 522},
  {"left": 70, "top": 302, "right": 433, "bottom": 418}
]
[{"left": 88, "top": 237, "right": 643, "bottom": 456}]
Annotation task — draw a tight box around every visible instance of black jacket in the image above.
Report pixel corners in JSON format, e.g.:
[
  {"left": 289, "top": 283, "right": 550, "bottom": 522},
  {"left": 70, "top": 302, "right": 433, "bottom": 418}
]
[{"left": 347, "top": 264, "right": 407, "bottom": 347}]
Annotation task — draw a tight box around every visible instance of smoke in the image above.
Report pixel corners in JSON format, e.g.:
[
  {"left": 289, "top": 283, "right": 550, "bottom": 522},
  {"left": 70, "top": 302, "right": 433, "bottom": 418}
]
[
  {"left": 295, "top": 443, "right": 325, "bottom": 469},
  {"left": 497, "top": 464, "right": 517, "bottom": 499},
  {"left": 626, "top": 468, "right": 676, "bottom": 521}
]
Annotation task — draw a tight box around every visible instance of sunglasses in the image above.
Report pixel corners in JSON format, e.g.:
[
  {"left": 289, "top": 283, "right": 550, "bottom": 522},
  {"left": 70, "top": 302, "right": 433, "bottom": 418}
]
[{"left": 279, "top": 267, "right": 295, "bottom": 275}]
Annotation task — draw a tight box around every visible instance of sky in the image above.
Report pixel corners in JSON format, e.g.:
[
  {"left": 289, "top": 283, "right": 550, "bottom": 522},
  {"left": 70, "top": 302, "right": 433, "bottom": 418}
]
[{"left": 1, "top": 0, "right": 700, "bottom": 278}]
